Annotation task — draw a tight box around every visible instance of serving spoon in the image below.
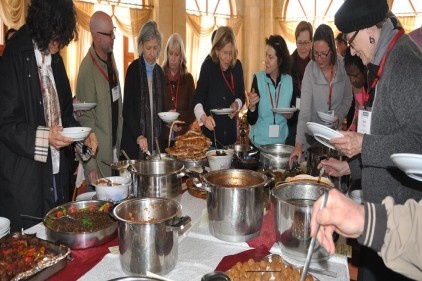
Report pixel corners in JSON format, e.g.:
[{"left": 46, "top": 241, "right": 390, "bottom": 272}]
[{"left": 21, "top": 214, "right": 76, "bottom": 221}]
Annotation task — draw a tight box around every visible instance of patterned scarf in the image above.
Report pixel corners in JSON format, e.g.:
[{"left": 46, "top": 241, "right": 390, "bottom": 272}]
[{"left": 34, "top": 47, "right": 62, "bottom": 174}]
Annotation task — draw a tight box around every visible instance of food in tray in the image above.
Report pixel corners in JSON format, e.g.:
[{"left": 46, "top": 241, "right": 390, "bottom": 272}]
[
  {"left": 285, "top": 174, "right": 334, "bottom": 187},
  {"left": 165, "top": 129, "right": 211, "bottom": 161},
  {"left": 45, "top": 202, "right": 114, "bottom": 233},
  {"left": 0, "top": 233, "right": 69, "bottom": 281},
  {"left": 226, "top": 254, "right": 314, "bottom": 281}
]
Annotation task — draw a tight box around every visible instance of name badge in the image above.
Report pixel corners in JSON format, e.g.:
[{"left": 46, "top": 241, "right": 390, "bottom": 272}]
[
  {"left": 296, "top": 98, "right": 301, "bottom": 110},
  {"left": 357, "top": 107, "right": 372, "bottom": 134},
  {"left": 269, "top": 124, "right": 280, "bottom": 138},
  {"left": 112, "top": 86, "right": 120, "bottom": 102}
]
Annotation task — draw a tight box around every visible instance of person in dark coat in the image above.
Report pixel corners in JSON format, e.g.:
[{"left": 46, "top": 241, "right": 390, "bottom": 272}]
[
  {"left": 193, "top": 26, "right": 246, "bottom": 147},
  {"left": 0, "top": 0, "right": 96, "bottom": 232},
  {"left": 121, "top": 20, "right": 165, "bottom": 160}
]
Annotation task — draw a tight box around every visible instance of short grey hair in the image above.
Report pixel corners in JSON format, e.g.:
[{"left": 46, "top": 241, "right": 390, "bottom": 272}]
[{"left": 137, "top": 20, "right": 162, "bottom": 57}]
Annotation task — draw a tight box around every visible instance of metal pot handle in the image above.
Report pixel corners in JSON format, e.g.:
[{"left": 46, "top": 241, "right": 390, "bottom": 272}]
[
  {"left": 176, "top": 171, "right": 186, "bottom": 178},
  {"left": 262, "top": 171, "right": 275, "bottom": 188},
  {"left": 166, "top": 216, "right": 191, "bottom": 232},
  {"left": 192, "top": 177, "right": 212, "bottom": 192},
  {"left": 247, "top": 149, "right": 259, "bottom": 157}
]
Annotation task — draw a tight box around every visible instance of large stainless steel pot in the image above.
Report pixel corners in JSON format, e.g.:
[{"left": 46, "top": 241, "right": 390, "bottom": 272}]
[
  {"left": 272, "top": 182, "right": 330, "bottom": 262},
  {"left": 197, "top": 169, "right": 272, "bottom": 242},
  {"left": 111, "top": 160, "right": 139, "bottom": 196},
  {"left": 132, "top": 160, "right": 185, "bottom": 198},
  {"left": 307, "top": 146, "right": 349, "bottom": 193},
  {"left": 112, "top": 198, "right": 191, "bottom": 275},
  {"left": 44, "top": 200, "right": 117, "bottom": 249},
  {"left": 259, "top": 144, "right": 294, "bottom": 170}
]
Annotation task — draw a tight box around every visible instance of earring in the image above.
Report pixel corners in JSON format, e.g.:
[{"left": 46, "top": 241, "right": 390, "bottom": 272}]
[{"left": 369, "top": 36, "right": 375, "bottom": 44}]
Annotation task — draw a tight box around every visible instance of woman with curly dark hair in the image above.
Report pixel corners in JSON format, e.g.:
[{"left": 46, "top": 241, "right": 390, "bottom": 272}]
[
  {"left": 247, "top": 35, "right": 293, "bottom": 146},
  {"left": 0, "top": 0, "right": 97, "bottom": 232}
]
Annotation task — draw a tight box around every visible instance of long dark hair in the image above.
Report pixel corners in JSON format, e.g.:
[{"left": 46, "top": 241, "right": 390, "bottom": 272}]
[
  {"left": 266, "top": 35, "right": 292, "bottom": 75},
  {"left": 26, "top": 0, "right": 78, "bottom": 53},
  {"left": 312, "top": 24, "right": 337, "bottom": 65}
]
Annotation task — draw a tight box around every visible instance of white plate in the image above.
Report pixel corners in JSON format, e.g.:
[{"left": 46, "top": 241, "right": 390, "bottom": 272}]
[
  {"left": 75, "top": 191, "right": 97, "bottom": 201},
  {"left": 272, "top": 108, "right": 298, "bottom": 114},
  {"left": 391, "top": 153, "right": 422, "bottom": 182},
  {"left": 210, "top": 108, "right": 235, "bottom": 115},
  {"left": 306, "top": 122, "right": 343, "bottom": 150},
  {"left": 73, "top": 102, "right": 96, "bottom": 111},
  {"left": 61, "top": 127, "right": 91, "bottom": 141},
  {"left": 317, "top": 111, "right": 336, "bottom": 123}
]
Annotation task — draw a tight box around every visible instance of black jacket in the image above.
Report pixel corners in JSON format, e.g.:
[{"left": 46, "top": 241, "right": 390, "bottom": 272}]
[{"left": 0, "top": 25, "right": 78, "bottom": 231}]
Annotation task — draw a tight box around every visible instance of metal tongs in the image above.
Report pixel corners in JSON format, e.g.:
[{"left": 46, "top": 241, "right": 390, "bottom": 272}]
[{"left": 300, "top": 190, "right": 329, "bottom": 281}]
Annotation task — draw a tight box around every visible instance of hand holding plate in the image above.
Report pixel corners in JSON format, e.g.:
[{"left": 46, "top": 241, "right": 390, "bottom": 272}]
[{"left": 330, "top": 131, "right": 363, "bottom": 158}]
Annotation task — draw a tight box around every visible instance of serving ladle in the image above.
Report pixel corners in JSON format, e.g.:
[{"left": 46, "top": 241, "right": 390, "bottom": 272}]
[
  {"left": 299, "top": 190, "right": 329, "bottom": 281},
  {"left": 21, "top": 214, "right": 76, "bottom": 221},
  {"left": 121, "top": 149, "right": 137, "bottom": 173}
]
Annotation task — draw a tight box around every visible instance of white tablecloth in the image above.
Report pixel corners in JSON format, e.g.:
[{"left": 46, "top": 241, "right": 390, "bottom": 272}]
[{"left": 25, "top": 192, "right": 350, "bottom": 281}]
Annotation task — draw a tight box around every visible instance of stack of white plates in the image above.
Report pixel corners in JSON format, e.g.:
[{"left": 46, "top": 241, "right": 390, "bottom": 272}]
[
  {"left": 349, "top": 189, "right": 363, "bottom": 205},
  {"left": 0, "top": 217, "right": 10, "bottom": 238}
]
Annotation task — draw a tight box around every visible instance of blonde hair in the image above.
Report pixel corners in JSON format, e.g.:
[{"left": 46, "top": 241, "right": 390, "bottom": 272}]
[
  {"left": 210, "top": 26, "right": 238, "bottom": 68},
  {"left": 162, "top": 33, "right": 188, "bottom": 76}
]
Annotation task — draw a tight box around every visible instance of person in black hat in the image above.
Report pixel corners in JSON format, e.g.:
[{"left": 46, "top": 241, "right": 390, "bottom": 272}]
[{"left": 319, "top": 0, "right": 422, "bottom": 280}]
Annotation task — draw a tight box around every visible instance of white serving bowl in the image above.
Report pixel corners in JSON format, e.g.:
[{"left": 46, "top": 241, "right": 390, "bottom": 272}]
[
  {"left": 158, "top": 112, "right": 180, "bottom": 123},
  {"left": 61, "top": 127, "right": 91, "bottom": 141},
  {"left": 0, "top": 217, "right": 10, "bottom": 231},
  {"left": 317, "top": 111, "right": 336, "bottom": 124},
  {"left": 75, "top": 191, "right": 96, "bottom": 201},
  {"left": 206, "top": 149, "right": 234, "bottom": 171},
  {"left": 94, "top": 176, "right": 131, "bottom": 202}
]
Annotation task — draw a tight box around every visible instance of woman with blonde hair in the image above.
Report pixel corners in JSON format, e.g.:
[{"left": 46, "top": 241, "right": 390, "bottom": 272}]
[
  {"left": 193, "top": 26, "right": 245, "bottom": 147},
  {"left": 162, "top": 33, "right": 195, "bottom": 146}
]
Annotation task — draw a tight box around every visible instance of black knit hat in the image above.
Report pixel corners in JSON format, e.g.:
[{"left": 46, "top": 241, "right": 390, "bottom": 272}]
[{"left": 335, "top": 0, "right": 389, "bottom": 33}]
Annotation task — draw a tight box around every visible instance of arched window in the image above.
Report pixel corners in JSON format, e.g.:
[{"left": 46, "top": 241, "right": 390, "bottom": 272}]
[{"left": 185, "top": 0, "right": 238, "bottom": 81}]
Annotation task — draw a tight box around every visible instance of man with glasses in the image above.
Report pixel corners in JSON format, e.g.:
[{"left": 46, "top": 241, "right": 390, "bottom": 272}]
[{"left": 76, "top": 11, "right": 123, "bottom": 184}]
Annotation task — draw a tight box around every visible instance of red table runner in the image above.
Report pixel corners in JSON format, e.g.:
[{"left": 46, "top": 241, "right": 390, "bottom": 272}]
[{"left": 48, "top": 237, "right": 119, "bottom": 281}]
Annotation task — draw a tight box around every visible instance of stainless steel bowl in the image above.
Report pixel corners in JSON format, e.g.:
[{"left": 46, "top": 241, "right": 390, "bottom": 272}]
[
  {"left": 259, "top": 144, "right": 294, "bottom": 170},
  {"left": 44, "top": 200, "right": 117, "bottom": 249}
]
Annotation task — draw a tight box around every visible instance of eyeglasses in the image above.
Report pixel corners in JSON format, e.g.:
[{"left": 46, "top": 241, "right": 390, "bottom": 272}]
[
  {"left": 313, "top": 50, "right": 331, "bottom": 59},
  {"left": 344, "top": 30, "right": 359, "bottom": 47},
  {"left": 97, "top": 27, "right": 116, "bottom": 37},
  {"left": 297, "top": 40, "right": 311, "bottom": 46}
]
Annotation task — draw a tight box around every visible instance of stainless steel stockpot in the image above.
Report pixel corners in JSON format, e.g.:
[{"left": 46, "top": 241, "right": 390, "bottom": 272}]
[
  {"left": 197, "top": 169, "right": 272, "bottom": 242},
  {"left": 112, "top": 198, "right": 191, "bottom": 276},
  {"left": 271, "top": 182, "right": 330, "bottom": 262},
  {"left": 132, "top": 159, "right": 185, "bottom": 198},
  {"left": 259, "top": 144, "right": 294, "bottom": 170}
]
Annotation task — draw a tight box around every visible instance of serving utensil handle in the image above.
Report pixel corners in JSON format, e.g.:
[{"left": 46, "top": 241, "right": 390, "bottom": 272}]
[{"left": 300, "top": 190, "right": 328, "bottom": 281}]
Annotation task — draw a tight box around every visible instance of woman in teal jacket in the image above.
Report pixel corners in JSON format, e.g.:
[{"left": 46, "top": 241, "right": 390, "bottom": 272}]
[{"left": 247, "top": 35, "right": 293, "bottom": 146}]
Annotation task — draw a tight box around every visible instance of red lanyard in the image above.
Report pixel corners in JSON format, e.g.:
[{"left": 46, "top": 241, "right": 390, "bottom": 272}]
[
  {"left": 267, "top": 82, "right": 282, "bottom": 124},
  {"left": 327, "top": 66, "right": 334, "bottom": 110},
  {"left": 360, "top": 87, "right": 369, "bottom": 105},
  {"left": 89, "top": 51, "right": 115, "bottom": 84},
  {"left": 221, "top": 70, "right": 235, "bottom": 96},
  {"left": 367, "top": 29, "right": 404, "bottom": 104},
  {"left": 169, "top": 79, "right": 180, "bottom": 109}
]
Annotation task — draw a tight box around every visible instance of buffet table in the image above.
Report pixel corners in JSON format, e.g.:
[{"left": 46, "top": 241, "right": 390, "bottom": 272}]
[{"left": 25, "top": 191, "right": 350, "bottom": 281}]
